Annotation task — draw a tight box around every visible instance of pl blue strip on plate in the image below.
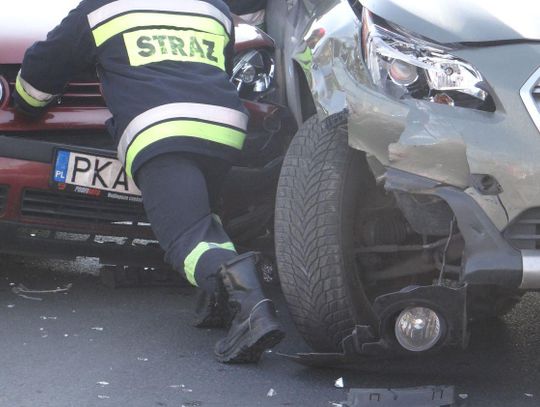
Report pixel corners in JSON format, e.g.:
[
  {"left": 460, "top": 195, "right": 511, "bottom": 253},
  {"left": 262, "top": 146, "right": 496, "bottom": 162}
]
[{"left": 54, "top": 150, "right": 70, "bottom": 183}]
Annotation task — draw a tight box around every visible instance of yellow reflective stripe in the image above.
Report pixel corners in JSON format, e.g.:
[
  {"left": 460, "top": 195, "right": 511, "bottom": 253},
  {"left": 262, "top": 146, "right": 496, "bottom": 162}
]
[
  {"left": 15, "top": 76, "right": 49, "bottom": 108},
  {"left": 87, "top": 0, "right": 232, "bottom": 34},
  {"left": 125, "top": 120, "right": 246, "bottom": 177},
  {"left": 118, "top": 103, "right": 248, "bottom": 161},
  {"left": 92, "top": 12, "right": 229, "bottom": 47},
  {"left": 123, "top": 28, "right": 226, "bottom": 70},
  {"left": 184, "top": 241, "right": 236, "bottom": 286}
]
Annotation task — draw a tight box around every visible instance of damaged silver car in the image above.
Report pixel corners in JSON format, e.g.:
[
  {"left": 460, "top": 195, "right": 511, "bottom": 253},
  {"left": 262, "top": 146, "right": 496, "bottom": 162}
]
[{"left": 269, "top": 0, "right": 540, "bottom": 357}]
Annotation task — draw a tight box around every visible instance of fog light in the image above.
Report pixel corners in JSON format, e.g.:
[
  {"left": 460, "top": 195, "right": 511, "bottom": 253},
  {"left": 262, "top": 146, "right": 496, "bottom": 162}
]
[{"left": 395, "top": 307, "right": 442, "bottom": 352}]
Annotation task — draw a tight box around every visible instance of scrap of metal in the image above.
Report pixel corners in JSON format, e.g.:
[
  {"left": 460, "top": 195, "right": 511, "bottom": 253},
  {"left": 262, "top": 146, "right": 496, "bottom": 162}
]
[
  {"left": 342, "top": 386, "right": 461, "bottom": 407},
  {"left": 12, "top": 283, "right": 73, "bottom": 300}
]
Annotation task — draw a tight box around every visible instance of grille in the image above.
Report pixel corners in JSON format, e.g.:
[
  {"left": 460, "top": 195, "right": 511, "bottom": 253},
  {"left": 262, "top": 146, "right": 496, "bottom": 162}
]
[
  {"left": 504, "top": 207, "right": 540, "bottom": 250},
  {"left": 21, "top": 189, "right": 147, "bottom": 224},
  {"left": 0, "top": 185, "right": 8, "bottom": 214},
  {"left": 1, "top": 64, "right": 105, "bottom": 107},
  {"left": 520, "top": 67, "right": 540, "bottom": 134}
]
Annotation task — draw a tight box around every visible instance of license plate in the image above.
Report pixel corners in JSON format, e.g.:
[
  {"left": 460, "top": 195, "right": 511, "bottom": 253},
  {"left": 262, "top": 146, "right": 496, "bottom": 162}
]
[{"left": 52, "top": 149, "right": 142, "bottom": 200}]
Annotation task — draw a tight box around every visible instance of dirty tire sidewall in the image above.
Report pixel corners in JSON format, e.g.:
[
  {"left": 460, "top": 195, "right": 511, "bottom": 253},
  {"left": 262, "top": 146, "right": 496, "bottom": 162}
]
[{"left": 275, "top": 115, "right": 377, "bottom": 352}]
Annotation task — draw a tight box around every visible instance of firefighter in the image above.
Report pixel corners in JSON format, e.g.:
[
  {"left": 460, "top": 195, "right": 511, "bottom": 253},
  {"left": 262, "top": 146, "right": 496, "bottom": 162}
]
[
  {"left": 225, "top": 0, "right": 267, "bottom": 28},
  {"left": 14, "top": 0, "right": 284, "bottom": 363}
]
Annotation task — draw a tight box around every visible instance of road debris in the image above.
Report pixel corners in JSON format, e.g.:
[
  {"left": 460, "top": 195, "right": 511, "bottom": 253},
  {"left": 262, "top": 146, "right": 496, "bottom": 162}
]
[
  {"left": 91, "top": 327, "right": 104, "bottom": 331},
  {"left": 15, "top": 293, "right": 43, "bottom": 301},
  {"left": 97, "top": 381, "right": 110, "bottom": 387},
  {"left": 525, "top": 393, "right": 534, "bottom": 398},
  {"left": 458, "top": 394, "right": 468, "bottom": 399},
  {"left": 12, "top": 283, "right": 72, "bottom": 301},
  {"left": 40, "top": 316, "right": 58, "bottom": 320},
  {"left": 137, "top": 357, "right": 149, "bottom": 362},
  {"left": 97, "top": 395, "right": 110, "bottom": 400},
  {"left": 267, "top": 388, "right": 277, "bottom": 397},
  {"left": 335, "top": 378, "right": 344, "bottom": 388},
  {"left": 7, "top": 304, "right": 15, "bottom": 308},
  {"left": 343, "top": 386, "right": 456, "bottom": 407}
]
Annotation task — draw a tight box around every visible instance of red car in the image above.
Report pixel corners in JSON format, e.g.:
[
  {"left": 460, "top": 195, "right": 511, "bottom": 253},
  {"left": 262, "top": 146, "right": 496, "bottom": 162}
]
[{"left": 0, "top": 0, "right": 291, "bottom": 268}]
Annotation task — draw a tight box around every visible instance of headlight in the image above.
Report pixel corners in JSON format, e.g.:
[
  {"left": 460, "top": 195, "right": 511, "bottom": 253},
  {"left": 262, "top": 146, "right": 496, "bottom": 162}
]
[
  {"left": 231, "top": 49, "right": 275, "bottom": 99},
  {"left": 361, "top": 10, "right": 494, "bottom": 111}
]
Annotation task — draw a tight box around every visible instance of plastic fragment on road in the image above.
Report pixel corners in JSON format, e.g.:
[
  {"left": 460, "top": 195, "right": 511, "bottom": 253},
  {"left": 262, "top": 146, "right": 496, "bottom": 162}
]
[
  {"left": 335, "top": 378, "right": 344, "bottom": 388},
  {"left": 137, "top": 357, "right": 149, "bottom": 361},
  {"left": 7, "top": 304, "right": 15, "bottom": 308},
  {"left": 525, "top": 393, "right": 534, "bottom": 397},
  {"left": 12, "top": 282, "right": 73, "bottom": 301},
  {"left": 97, "top": 395, "right": 110, "bottom": 400},
  {"left": 342, "top": 386, "right": 457, "bottom": 406},
  {"left": 97, "top": 381, "right": 110, "bottom": 387},
  {"left": 267, "top": 388, "right": 277, "bottom": 397},
  {"left": 91, "top": 327, "right": 104, "bottom": 331},
  {"left": 40, "top": 316, "right": 57, "bottom": 320},
  {"left": 458, "top": 394, "right": 468, "bottom": 399},
  {"left": 330, "top": 403, "right": 344, "bottom": 407},
  {"left": 15, "top": 293, "right": 43, "bottom": 301}
]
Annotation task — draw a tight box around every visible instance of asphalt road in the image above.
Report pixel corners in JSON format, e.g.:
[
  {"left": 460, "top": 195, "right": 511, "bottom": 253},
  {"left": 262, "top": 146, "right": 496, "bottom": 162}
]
[{"left": 1, "top": 255, "right": 540, "bottom": 407}]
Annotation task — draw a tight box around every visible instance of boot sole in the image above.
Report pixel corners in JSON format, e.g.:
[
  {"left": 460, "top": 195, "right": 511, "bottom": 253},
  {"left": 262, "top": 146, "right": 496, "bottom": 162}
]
[{"left": 216, "top": 327, "right": 285, "bottom": 364}]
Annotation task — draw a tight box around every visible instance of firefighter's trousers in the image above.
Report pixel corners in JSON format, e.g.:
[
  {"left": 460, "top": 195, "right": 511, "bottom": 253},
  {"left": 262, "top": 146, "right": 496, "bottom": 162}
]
[{"left": 136, "top": 153, "right": 237, "bottom": 293}]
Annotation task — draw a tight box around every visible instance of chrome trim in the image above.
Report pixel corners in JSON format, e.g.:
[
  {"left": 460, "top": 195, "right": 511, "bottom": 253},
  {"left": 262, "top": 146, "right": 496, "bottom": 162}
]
[
  {"left": 520, "top": 66, "right": 540, "bottom": 134},
  {"left": 520, "top": 249, "right": 540, "bottom": 289}
]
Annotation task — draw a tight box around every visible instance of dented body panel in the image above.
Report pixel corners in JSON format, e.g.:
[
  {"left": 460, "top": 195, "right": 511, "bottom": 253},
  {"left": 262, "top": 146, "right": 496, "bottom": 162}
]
[
  {"left": 276, "top": 0, "right": 540, "bottom": 233},
  {"left": 270, "top": 0, "right": 540, "bottom": 293}
]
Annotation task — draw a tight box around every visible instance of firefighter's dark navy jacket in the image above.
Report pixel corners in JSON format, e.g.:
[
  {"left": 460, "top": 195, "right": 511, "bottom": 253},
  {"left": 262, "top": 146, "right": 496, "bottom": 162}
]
[{"left": 14, "top": 0, "right": 248, "bottom": 179}]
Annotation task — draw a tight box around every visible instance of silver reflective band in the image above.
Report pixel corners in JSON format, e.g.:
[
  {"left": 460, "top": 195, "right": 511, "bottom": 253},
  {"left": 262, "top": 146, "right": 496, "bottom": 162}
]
[
  {"left": 87, "top": 0, "right": 232, "bottom": 34},
  {"left": 521, "top": 250, "right": 540, "bottom": 289},
  {"left": 117, "top": 103, "right": 249, "bottom": 162},
  {"left": 238, "top": 9, "right": 265, "bottom": 26},
  {"left": 17, "top": 72, "right": 55, "bottom": 102}
]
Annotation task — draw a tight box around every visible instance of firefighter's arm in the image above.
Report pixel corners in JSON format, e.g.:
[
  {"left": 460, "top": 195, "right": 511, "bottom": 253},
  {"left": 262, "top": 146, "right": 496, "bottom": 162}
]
[{"left": 14, "top": 1, "right": 96, "bottom": 117}]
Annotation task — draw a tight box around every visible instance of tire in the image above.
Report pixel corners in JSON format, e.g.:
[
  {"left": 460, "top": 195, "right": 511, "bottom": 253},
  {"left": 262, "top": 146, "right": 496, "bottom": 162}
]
[{"left": 275, "top": 115, "right": 377, "bottom": 352}]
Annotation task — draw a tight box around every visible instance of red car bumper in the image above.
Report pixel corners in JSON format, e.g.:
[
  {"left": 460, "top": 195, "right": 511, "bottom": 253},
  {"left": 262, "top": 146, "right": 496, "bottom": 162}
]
[{"left": 0, "top": 100, "right": 286, "bottom": 266}]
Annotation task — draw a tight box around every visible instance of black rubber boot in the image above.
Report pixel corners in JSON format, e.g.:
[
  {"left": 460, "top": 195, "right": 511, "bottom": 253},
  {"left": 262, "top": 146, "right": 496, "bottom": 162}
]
[
  {"left": 192, "top": 288, "right": 231, "bottom": 329},
  {"left": 214, "top": 252, "right": 285, "bottom": 363}
]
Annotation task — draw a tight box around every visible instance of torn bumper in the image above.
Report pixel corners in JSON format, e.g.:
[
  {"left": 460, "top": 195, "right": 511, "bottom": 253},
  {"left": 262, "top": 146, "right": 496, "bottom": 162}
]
[{"left": 386, "top": 168, "right": 540, "bottom": 290}]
